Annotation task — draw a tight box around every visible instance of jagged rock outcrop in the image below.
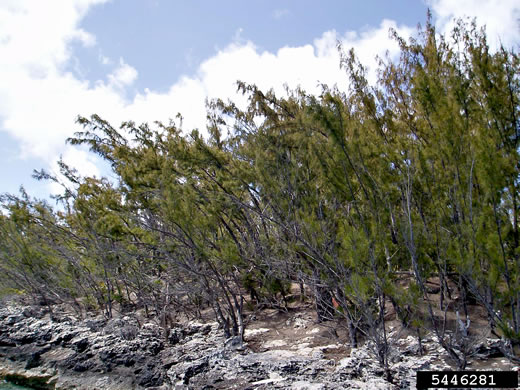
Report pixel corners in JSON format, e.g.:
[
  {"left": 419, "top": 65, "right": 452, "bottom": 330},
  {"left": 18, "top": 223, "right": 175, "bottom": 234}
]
[
  {"left": 0, "top": 306, "right": 170, "bottom": 389},
  {"left": 0, "top": 306, "right": 514, "bottom": 389}
]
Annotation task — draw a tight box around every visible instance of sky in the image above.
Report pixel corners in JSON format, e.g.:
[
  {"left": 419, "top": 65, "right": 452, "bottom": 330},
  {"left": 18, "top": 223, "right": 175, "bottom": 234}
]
[{"left": 0, "top": 0, "right": 519, "bottom": 200}]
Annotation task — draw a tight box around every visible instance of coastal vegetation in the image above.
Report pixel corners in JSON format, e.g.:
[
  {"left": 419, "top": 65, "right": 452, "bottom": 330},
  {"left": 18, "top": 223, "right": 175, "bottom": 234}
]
[{"left": 1, "top": 17, "right": 519, "bottom": 374}]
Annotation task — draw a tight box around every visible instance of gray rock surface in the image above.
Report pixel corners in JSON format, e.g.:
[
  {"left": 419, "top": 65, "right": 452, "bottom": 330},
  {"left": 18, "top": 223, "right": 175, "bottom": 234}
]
[{"left": 0, "top": 306, "right": 513, "bottom": 389}]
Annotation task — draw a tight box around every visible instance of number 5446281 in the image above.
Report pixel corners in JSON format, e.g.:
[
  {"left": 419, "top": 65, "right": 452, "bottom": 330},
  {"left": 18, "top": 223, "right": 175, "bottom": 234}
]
[{"left": 430, "top": 373, "right": 495, "bottom": 386}]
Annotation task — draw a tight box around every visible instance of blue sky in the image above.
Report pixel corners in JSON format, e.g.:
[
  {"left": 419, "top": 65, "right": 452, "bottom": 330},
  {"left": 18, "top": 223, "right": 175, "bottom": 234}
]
[
  {"left": 76, "top": 0, "right": 427, "bottom": 94},
  {"left": 0, "top": 0, "right": 519, "bottom": 200}
]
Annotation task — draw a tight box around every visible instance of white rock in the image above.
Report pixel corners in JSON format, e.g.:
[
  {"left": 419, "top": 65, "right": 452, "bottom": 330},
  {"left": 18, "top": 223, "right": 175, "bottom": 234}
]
[
  {"left": 251, "top": 372, "right": 285, "bottom": 385},
  {"left": 291, "top": 381, "right": 325, "bottom": 389},
  {"left": 244, "top": 327, "right": 270, "bottom": 337},
  {"left": 265, "top": 339, "right": 288, "bottom": 348}
]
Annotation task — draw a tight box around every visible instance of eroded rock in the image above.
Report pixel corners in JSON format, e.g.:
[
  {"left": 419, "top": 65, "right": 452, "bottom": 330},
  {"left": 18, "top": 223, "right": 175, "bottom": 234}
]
[{"left": 0, "top": 305, "right": 515, "bottom": 389}]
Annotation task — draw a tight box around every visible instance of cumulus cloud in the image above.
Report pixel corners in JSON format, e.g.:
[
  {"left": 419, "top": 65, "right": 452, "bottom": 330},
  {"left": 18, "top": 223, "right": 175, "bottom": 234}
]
[
  {"left": 427, "top": 0, "right": 520, "bottom": 49},
  {"left": 0, "top": 0, "right": 114, "bottom": 162},
  {"left": 0, "top": 0, "right": 103, "bottom": 74},
  {"left": 0, "top": 0, "right": 519, "bottom": 197},
  {"left": 0, "top": 3, "right": 411, "bottom": 169}
]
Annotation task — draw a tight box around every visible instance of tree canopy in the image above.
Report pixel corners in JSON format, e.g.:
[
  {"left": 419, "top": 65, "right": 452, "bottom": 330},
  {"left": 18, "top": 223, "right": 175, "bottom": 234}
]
[{"left": 1, "top": 18, "right": 519, "bottom": 369}]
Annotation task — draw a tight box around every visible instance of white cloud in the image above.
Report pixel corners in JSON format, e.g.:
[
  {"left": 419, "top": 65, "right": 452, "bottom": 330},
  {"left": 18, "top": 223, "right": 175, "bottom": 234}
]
[
  {"left": 0, "top": 4, "right": 411, "bottom": 173},
  {"left": 121, "top": 19, "right": 413, "bottom": 137},
  {"left": 108, "top": 58, "right": 138, "bottom": 88},
  {"left": 126, "top": 77, "right": 207, "bottom": 133},
  {"left": 0, "top": 0, "right": 103, "bottom": 75},
  {"left": 428, "top": 0, "right": 520, "bottom": 49},
  {"left": 61, "top": 146, "right": 100, "bottom": 179},
  {"left": 0, "top": 0, "right": 115, "bottom": 164},
  {"left": 47, "top": 146, "right": 102, "bottom": 195},
  {"left": 0, "top": 0, "right": 519, "bottom": 197}
]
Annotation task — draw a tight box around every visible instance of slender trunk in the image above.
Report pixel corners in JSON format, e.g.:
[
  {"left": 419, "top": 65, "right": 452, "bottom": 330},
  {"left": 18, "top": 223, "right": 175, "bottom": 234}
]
[{"left": 492, "top": 199, "right": 518, "bottom": 333}]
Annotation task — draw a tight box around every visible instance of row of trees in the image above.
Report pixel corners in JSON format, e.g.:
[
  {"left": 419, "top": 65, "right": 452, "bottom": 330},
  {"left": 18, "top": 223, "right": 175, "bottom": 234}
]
[{"left": 1, "top": 18, "right": 519, "bottom": 371}]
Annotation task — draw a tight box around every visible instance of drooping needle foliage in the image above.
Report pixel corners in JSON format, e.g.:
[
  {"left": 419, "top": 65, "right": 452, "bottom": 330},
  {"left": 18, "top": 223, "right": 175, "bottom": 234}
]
[{"left": 1, "top": 18, "right": 519, "bottom": 368}]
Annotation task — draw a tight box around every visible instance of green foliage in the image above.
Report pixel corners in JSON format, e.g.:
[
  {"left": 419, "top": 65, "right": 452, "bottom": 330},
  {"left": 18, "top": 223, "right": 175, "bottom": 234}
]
[{"left": 1, "top": 18, "right": 519, "bottom": 356}]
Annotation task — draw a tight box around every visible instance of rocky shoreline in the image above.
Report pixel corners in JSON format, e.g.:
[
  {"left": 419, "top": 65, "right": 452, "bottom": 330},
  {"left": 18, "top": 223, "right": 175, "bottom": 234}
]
[{"left": 0, "top": 305, "right": 516, "bottom": 389}]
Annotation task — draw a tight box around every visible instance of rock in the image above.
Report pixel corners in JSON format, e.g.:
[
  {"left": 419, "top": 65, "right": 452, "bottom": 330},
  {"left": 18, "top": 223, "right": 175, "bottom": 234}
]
[
  {"left": 136, "top": 364, "right": 164, "bottom": 387},
  {"left": 169, "top": 357, "right": 209, "bottom": 385},
  {"left": 403, "top": 341, "right": 422, "bottom": 356},
  {"left": 104, "top": 316, "right": 139, "bottom": 340},
  {"left": 224, "top": 335, "right": 244, "bottom": 350},
  {"left": 83, "top": 318, "right": 106, "bottom": 332},
  {"left": 0, "top": 366, "right": 57, "bottom": 390},
  {"left": 6, "top": 314, "right": 25, "bottom": 325},
  {"left": 286, "top": 313, "right": 311, "bottom": 329},
  {"left": 0, "top": 306, "right": 172, "bottom": 389},
  {"left": 71, "top": 337, "right": 89, "bottom": 353},
  {"left": 474, "top": 339, "right": 506, "bottom": 358},
  {"left": 289, "top": 380, "right": 325, "bottom": 389},
  {"left": 0, "top": 305, "right": 512, "bottom": 389},
  {"left": 24, "top": 352, "right": 41, "bottom": 369},
  {"left": 72, "top": 359, "right": 94, "bottom": 373},
  {"left": 252, "top": 372, "right": 286, "bottom": 385},
  {"left": 167, "top": 328, "right": 184, "bottom": 345}
]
